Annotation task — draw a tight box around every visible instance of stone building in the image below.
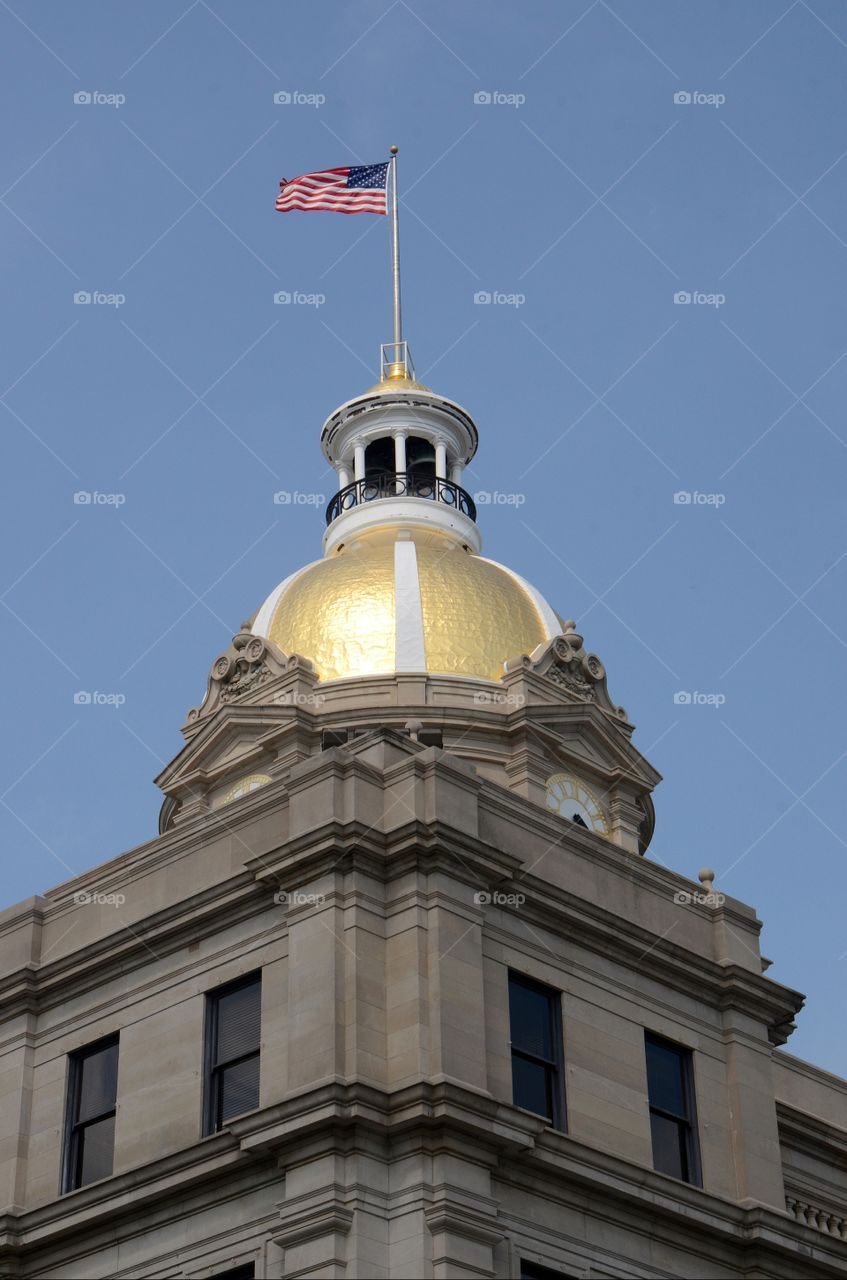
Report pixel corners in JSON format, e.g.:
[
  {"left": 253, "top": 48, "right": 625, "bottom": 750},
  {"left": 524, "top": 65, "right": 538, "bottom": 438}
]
[{"left": 0, "top": 344, "right": 846, "bottom": 1278}]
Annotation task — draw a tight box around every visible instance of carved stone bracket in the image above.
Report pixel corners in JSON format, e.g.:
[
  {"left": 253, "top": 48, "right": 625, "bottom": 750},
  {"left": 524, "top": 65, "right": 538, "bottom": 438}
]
[
  {"left": 186, "top": 626, "right": 313, "bottom": 725},
  {"left": 518, "top": 621, "right": 628, "bottom": 722}
]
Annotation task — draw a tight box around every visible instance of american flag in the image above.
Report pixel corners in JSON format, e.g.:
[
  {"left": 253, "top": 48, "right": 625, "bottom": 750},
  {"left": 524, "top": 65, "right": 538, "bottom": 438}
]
[{"left": 276, "top": 163, "right": 389, "bottom": 214}]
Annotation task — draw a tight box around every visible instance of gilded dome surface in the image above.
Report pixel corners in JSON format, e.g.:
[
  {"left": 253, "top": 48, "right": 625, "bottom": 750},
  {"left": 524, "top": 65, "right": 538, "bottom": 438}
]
[{"left": 251, "top": 536, "right": 561, "bottom": 682}]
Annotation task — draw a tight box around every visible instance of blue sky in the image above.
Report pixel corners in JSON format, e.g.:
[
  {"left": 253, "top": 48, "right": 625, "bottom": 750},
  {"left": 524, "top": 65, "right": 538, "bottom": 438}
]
[{"left": 1, "top": 0, "right": 845, "bottom": 1074}]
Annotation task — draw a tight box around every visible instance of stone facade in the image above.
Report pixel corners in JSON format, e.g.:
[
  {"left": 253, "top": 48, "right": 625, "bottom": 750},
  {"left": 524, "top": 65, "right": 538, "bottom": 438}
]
[
  {"left": 1, "top": 355, "right": 845, "bottom": 1278},
  {"left": 0, "top": 655, "right": 846, "bottom": 1279}
]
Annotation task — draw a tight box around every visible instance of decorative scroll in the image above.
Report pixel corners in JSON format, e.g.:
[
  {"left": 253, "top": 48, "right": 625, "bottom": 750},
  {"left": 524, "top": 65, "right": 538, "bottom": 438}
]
[
  {"left": 187, "top": 628, "right": 311, "bottom": 724},
  {"left": 525, "top": 622, "right": 628, "bottom": 722}
]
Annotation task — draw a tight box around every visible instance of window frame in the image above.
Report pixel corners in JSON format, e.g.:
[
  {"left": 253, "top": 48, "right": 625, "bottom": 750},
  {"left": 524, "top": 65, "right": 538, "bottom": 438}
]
[
  {"left": 507, "top": 970, "right": 566, "bottom": 1131},
  {"left": 61, "top": 1033, "right": 120, "bottom": 1194},
  {"left": 644, "top": 1030, "right": 701, "bottom": 1186},
  {"left": 203, "top": 972, "right": 262, "bottom": 1136}
]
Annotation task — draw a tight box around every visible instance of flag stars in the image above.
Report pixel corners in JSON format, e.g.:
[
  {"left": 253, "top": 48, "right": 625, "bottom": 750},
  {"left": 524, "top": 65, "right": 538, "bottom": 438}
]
[{"left": 348, "top": 164, "right": 389, "bottom": 188}]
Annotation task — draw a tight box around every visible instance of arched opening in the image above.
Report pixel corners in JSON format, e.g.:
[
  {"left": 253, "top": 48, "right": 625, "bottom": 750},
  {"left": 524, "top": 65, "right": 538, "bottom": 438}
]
[
  {"left": 406, "top": 436, "right": 436, "bottom": 496},
  {"left": 364, "top": 437, "right": 394, "bottom": 481}
]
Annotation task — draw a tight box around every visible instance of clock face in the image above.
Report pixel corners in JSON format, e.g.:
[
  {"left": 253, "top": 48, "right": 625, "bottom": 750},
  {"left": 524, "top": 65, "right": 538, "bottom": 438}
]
[
  {"left": 214, "top": 773, "right": 272, "bottom": 809},
  {"left": 545, "top": 772, "right": 609, "bottom": 836}
]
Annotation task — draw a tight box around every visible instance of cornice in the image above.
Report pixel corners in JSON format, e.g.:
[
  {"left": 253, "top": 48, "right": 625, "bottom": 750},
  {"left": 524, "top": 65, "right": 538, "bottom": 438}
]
[
  {"left": 29, "top": 775, "right": 290, "bottom": 917},
  {"left": 477, "top": 779, "right": 759, "bottom": 930},
  {"left": 0, "top": 1132, "right": 253, "bottom": 1256},
  {"left": 0, "top": 805, "right": 798, "bottom": 1044},
  {"left": 0, "top": 897, "right": 47, "bottom": 943},
  {"left": 520, "top": 707, "right": 661, "bottom": 787},
  {"left": 16, "top": 730, "right": 717, "bottom": 952},
  {"left": 2, "top": 1082, "right": 845, "bottom": 1274},
  {"left": 775, "top": 1051, "right": 847, "bottom": 1099},
  {"left": 0, "top": 872, "right": 270, "bottom": 1019},
  {"left": 160, "top": 703, "right": 314, "bottom": 787},
  {"left": 231, "top": 1080, "right": 847, "bottom": 1274},
  {"left": 475, "top": 872, "right": 800, "bottom": 1041},
  {"left": 777, "top": 1101, "right": 847, "bottom": 1162},
  {"left": 247, "top": 811, "right": 797, "bottom": 1044}
]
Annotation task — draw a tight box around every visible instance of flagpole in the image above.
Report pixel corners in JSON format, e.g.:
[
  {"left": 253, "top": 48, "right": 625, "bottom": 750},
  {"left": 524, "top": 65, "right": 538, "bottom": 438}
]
[{"left": 389, "top": 145, "right": 402, "bottom": 355}]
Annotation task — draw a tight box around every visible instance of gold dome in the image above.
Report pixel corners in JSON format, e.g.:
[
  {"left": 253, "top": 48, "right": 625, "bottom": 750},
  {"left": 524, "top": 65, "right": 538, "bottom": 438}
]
[
  {"left": 251, "top": 536, "right": 560, "bottom": 683},
  {"left": 364, "top": 373, "right": 433, "bottom": 395}
]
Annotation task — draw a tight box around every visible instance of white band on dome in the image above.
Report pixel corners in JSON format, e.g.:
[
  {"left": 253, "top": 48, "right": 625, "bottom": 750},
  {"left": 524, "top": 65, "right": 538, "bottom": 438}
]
[
  {"left": 251, "top": 561, "right": 319, "bottom": 642},
  {"left": 394, "top": 540, "right": 426, "bottom": 670}
]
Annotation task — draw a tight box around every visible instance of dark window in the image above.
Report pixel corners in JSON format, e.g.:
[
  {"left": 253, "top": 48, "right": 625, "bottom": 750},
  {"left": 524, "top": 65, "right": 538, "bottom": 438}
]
[
  {"left": 63, "top": 1035, "right": 119, "bottom": 1192},
  {"left": 645, "top": 1032, "right": 701, "bottom": 1184},
  {"left": 508, "top": 972, "right": 565, "bottom": 1129},
  {"left": 520, "top": 1262, "right": 572, "bottom": 1280},
  {"left": 417, "top": 729, "right": 443, "bottom": 748},
  {"left": 321, "top": 729, "right": 348, "bottom": 750},
  {"left": 213, "top": 1267, "right": 255, "bottom": 1280},
  {"left": 205, "top": 974, "right": 262, "bottom": 1134}
]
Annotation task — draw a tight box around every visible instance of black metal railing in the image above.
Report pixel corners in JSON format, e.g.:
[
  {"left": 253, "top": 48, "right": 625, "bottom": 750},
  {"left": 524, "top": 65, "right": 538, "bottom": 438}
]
[{"left": 325, "top": 471, "right": 477, "bottom": 526}]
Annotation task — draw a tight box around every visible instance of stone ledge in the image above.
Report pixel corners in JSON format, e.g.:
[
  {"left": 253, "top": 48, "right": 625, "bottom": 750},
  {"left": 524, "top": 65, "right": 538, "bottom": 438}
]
[{"left": 3, "top": 1081, "right": 846, "bottom": 1275}]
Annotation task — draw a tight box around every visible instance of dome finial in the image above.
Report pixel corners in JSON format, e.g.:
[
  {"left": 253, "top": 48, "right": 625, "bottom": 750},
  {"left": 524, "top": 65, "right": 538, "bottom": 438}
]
[{"left": 381, "top": 339, "right": 416, "bottom": 383}]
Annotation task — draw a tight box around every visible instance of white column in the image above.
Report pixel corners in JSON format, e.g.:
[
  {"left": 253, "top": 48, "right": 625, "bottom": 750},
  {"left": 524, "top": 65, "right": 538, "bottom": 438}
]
[
  {"left": 337, "top": 464, "right": 351, "bottom": 489},
  {"left": 394, "top": 432, "right": 407, "bottom": 494},
  {"left": 435, "top": 440, "right": 448, "bottom": 482},
  {"left": 353, "top": 440, "right": 366, "bottom": 482},
  {"left": 449, "top": 462, "right": 464, "bottom": 485}
]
